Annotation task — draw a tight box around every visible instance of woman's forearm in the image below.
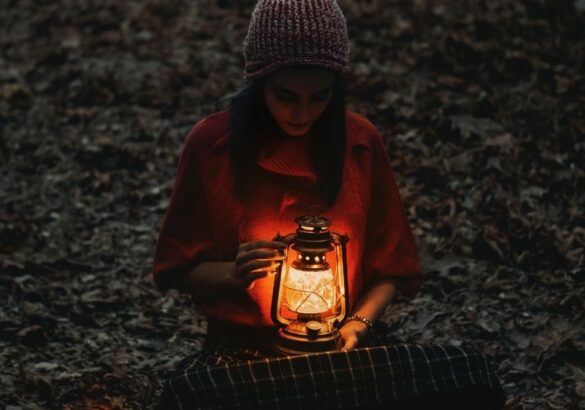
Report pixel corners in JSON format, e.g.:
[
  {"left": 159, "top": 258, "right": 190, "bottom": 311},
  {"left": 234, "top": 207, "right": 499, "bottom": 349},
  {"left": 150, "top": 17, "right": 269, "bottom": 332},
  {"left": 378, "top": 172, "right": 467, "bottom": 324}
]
[
  {"left": 172, "top": 240, "right": 285, "bottom": 302},
  {"left": 177, "top": 261, "right": 239, "bottom": 303},
  {"left": 350, "top": 279, "right": 396, "bottom": 322}
]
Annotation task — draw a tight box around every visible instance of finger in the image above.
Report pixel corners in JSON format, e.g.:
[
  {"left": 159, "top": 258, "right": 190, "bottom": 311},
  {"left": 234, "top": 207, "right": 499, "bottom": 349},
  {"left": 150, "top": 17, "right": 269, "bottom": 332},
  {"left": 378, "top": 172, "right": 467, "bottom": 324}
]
[
  {"left": 249, "top": 263, "right": 280, "bottom": 274},
  {"left": 254, "top": 260, "right": 283, "bottom": 277},
  {"left": 237, "top": 272, "right": 267, "bottom": 290},
  {"left": 243, "top": 271, "right": 268, "bottom": 284},
  {"left": 236, "top": 249, "right": 284, "bottom": 265},
  {"left": 236, "top": 259, "right": 273, "bottom": 278},
  {"left": 341, "top": 335, "right": 359, "bottom": 351},
  {"left": 240, "top": 240, "right": 288, "bottom": 252}
]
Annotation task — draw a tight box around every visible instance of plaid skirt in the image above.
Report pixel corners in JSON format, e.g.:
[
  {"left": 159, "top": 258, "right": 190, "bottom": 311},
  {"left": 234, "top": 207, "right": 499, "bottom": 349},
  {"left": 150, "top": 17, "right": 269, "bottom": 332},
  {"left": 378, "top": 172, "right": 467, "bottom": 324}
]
[{"left": 158, "top": 341, "right": 506, "bottom": 409}]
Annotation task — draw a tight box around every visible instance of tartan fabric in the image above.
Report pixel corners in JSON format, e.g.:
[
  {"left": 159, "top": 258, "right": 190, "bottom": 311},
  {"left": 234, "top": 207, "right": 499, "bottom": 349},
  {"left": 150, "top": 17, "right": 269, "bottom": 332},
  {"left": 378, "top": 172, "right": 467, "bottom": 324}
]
[{"left": 158, "top": 344, "right": 505, "bottom": 409}]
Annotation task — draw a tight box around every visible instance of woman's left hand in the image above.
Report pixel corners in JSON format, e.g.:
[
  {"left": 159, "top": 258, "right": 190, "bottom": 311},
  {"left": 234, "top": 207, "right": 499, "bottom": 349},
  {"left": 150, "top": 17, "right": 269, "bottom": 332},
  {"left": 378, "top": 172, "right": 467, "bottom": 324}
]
[{"left": 338, "top": 320, "right": 369, "bottom": 351}]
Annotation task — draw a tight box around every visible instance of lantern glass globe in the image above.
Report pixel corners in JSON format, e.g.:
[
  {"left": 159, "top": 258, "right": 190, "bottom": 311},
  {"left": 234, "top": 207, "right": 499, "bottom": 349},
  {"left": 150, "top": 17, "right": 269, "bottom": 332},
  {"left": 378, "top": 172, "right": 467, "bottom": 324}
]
[{"left": 283, "top": 266, "right": 335, "bottom": 314}]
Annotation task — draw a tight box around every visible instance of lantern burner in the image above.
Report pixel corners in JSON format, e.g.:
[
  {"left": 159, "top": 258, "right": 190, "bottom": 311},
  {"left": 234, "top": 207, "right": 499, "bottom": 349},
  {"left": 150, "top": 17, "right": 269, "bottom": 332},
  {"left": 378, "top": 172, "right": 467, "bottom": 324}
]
[{"left": 293, "top": 216, "right": 334, "bottom": 253}]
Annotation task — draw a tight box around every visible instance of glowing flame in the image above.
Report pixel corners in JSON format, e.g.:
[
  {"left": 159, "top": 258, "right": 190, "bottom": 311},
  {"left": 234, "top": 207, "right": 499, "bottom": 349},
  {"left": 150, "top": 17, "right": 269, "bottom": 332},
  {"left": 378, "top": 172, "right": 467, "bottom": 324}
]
[{"left": 283, "top": 266, "right": 335, "bottom": 314}]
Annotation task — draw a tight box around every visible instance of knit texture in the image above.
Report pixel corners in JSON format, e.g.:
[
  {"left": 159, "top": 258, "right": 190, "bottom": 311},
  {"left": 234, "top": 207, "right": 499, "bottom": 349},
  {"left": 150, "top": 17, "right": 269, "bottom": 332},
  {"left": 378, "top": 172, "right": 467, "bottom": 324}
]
[
  {"left": 244, "top": 0, "right": 350, "bottom": 79},
  {"left": 257, "top": 134, "right": 316, "bottom": 183}
]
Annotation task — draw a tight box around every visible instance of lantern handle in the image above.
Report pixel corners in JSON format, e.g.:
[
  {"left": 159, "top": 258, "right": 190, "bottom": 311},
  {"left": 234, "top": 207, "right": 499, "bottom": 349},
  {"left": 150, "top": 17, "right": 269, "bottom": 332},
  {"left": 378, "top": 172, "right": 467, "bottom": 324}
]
[
  {"left": 308, "top": 204, "right": 323, "bottom": 216},
  {"left": 330, "top": 231, "right": 349, "bottom": 245}
]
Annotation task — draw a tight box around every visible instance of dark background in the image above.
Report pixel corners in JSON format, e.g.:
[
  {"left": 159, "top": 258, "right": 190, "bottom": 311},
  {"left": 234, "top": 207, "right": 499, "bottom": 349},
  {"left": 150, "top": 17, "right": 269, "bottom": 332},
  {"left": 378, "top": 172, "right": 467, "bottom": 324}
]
[{"left": 1, "top": 0, "right": 584, "bottom": 408}]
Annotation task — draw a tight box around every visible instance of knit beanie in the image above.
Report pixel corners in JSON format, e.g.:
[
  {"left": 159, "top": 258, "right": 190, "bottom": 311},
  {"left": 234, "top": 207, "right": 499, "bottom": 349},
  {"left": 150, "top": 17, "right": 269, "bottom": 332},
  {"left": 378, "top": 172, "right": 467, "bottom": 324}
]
[{"left": 243, "top": 0, "right": 350, "bottom": 79}]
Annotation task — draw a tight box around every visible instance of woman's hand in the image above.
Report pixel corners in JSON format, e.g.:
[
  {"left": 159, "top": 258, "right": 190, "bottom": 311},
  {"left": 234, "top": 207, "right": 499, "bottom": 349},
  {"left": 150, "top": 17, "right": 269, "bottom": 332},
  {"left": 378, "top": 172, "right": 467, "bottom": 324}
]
[
  {"left": 180, "top": 240, "right": 287, "bottom": 303},
  {"left": 338, "top": 320, "right": 369, "bottom": 351},
  {"left": 232, "top": 240, "right": 287, "bottom": 290}
]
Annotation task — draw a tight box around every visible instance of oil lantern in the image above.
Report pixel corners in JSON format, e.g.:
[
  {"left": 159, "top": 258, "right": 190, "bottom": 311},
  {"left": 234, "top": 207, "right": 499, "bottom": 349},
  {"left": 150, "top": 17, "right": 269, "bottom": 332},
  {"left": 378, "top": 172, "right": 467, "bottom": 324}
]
[{"left": 271, "top": 215, "right": 349, "bottom": 355}]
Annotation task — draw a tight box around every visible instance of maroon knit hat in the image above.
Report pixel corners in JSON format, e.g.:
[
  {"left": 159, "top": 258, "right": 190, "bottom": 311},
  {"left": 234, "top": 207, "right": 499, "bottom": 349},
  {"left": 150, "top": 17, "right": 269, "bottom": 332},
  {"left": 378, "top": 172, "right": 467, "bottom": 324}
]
[{"left": 243, "top": 0, "right": 350, "bottom": 79}]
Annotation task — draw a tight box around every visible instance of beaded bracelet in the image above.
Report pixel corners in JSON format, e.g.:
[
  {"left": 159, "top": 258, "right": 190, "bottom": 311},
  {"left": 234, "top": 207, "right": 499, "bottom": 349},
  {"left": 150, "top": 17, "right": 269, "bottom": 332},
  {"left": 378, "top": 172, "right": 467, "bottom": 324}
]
[{"left": 344, "top": 314, "right": 374, "bottom": 329}]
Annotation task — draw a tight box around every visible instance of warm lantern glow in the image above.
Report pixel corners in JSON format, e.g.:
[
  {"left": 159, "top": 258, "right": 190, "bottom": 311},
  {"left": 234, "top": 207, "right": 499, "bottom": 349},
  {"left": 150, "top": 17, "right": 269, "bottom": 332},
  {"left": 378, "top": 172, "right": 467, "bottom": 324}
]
[
  {"left": 283, "top": 266, "right": 335, "bottom": 314},
  {"left": 271, "top": 215, "right": 349, "bottom": 354}
]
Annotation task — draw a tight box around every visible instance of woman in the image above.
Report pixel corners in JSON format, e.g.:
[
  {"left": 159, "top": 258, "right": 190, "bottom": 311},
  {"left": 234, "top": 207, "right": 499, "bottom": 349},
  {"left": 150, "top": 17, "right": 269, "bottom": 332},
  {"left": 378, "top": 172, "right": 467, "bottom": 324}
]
[{"left": 153, "top": 1, "right": 505, "bottom": 408}]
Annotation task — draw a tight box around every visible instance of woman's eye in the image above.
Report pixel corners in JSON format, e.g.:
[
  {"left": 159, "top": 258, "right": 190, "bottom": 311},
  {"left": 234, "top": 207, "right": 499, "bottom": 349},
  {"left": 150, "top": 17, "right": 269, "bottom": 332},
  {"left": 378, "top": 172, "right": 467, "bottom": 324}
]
[
  {"left": 312, "top": 93, "right": 331, "bottom": 102},
  {"left": 276, "top": 93, "right": 295, "bottom": 102},
  {"left": 312, "top": 89, "right": 333, "bottom": 101}
]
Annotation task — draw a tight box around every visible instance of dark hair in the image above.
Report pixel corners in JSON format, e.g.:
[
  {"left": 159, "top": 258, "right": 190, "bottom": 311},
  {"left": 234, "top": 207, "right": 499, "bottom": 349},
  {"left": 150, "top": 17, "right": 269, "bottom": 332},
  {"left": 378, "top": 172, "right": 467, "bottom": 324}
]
[{"left": 216, "top": 68, "right": 347, "bottom": 206}]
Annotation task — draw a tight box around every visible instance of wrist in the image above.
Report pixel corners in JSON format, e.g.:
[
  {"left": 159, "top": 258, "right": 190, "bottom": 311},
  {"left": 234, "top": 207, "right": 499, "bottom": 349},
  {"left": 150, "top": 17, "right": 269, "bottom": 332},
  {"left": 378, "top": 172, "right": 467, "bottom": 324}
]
[
  {"left": 345, "top": 319, "right": 368, "bottom": 336},
  {"left": 344, "top": 314, "right": 374, "bottom": 332}
]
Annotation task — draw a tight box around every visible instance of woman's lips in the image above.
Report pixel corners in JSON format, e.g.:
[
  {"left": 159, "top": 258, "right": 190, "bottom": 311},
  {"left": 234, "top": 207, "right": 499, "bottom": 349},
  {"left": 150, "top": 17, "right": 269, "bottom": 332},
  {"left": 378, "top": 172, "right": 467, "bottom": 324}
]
[{"left": 288, "top": 122, "right": 310, "bottom": 128}]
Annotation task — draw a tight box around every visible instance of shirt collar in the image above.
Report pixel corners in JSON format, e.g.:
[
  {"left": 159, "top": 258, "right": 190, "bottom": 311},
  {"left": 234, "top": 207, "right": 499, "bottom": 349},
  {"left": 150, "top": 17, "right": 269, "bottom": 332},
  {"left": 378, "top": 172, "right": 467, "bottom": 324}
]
[{"left": 255, "top": 134, "right": 318, "bottom": 185}]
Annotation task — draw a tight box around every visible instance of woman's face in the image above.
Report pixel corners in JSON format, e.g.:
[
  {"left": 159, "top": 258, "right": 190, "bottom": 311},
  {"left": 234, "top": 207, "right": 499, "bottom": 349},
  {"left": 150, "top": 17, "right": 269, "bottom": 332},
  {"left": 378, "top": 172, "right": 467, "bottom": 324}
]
[{"left": 263, "top": 66, "right": 335, "bottom": 138}]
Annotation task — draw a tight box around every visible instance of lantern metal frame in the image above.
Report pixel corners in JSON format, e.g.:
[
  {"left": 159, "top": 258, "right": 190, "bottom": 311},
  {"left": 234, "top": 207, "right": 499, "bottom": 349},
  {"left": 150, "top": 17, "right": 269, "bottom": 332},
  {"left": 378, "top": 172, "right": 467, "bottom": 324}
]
[{"left": 271, "top": 216, "right": 349, "bottom": 355}]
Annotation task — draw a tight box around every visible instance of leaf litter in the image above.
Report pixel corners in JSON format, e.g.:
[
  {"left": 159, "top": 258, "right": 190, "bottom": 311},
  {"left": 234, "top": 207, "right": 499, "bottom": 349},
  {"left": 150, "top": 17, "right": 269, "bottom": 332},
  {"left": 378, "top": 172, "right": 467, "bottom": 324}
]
[{"left": 0, "top": 0, "right": 583, "bottom": 408}]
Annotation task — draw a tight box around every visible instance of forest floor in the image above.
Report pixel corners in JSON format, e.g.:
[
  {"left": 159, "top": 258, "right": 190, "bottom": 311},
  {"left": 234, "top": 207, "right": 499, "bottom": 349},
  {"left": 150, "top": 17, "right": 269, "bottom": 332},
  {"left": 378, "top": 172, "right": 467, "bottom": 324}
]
[{"left": 1, "top": 0, "right": 584, "bottom": 408}]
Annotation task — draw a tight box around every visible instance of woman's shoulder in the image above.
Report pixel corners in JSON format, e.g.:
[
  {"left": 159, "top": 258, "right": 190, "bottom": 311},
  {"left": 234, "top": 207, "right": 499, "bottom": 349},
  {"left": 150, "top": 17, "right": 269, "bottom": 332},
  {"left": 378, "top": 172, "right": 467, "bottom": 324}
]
[
  {"left": 182, "top": 110, "right": 230, "bottom": 154},
  {"left": 345, "top": 111, "right": 383, "bottom": 151}
]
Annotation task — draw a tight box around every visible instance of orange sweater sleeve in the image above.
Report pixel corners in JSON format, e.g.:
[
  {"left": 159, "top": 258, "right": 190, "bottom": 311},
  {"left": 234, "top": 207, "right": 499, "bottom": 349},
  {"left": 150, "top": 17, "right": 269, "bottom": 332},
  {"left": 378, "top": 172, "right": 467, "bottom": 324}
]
[
  {"left": 152, "top": 119, "right": 217, "bottom": 292},
  {"left": 360, "top": 125, "right": 424, "bottom": 298}
]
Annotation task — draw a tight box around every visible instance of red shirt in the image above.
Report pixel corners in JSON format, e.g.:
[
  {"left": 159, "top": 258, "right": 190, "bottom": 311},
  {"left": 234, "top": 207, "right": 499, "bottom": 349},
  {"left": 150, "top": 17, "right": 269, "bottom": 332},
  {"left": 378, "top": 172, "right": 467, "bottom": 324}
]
[{"left": 153, "top": 110, "right": 423, "bottom": 327}]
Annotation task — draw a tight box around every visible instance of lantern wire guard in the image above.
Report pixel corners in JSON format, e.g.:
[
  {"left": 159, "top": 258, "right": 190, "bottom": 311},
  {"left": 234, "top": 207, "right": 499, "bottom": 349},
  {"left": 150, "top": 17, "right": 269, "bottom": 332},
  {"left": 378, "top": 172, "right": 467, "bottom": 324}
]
[{"left": 271, "top": 215, "right": 349, "bottom": 355}]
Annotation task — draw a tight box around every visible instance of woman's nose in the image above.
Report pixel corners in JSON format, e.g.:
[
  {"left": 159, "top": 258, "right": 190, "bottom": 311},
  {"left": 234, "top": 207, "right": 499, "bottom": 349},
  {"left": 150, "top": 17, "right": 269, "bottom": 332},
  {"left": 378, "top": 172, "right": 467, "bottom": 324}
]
[{"left": 292, "top": 100, "right": 311, "bottom": 123}]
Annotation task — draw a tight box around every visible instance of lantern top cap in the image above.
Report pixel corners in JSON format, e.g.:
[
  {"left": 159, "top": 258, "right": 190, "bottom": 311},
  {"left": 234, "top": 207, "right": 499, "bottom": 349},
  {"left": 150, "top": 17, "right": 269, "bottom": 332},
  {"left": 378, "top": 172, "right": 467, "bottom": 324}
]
[{"left": 295, "top": 215, "right": 331, "bottom": 228}]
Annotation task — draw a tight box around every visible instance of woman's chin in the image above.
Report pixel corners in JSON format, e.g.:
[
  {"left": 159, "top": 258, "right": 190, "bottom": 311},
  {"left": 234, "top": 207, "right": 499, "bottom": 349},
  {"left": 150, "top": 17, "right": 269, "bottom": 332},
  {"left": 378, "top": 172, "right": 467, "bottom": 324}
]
[{"left": 284, "top": 126, "right": 310, "bottom": 137}]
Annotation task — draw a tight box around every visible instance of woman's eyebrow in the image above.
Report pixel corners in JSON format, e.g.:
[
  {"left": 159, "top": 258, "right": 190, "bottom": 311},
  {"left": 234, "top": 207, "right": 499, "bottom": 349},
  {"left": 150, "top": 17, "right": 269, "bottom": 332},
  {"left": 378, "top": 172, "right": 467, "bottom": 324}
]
[{"left": 273, "top": 84, "right": 334, "bottom": 96}]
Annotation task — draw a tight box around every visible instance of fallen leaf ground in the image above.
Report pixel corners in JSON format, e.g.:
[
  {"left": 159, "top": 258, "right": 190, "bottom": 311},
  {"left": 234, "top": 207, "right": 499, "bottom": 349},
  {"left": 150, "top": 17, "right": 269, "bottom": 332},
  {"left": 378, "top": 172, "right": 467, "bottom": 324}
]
[{"left": 1, "top": 0, "right": 584, "bottom": 408}]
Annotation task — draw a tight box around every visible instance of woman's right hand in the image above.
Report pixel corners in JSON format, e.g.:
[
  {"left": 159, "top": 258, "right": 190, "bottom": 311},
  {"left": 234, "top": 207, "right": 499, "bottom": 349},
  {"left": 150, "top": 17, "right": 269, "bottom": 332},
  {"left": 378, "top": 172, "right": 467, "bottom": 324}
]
[{"left": 232, "top": 240, "right": 287, "bottom": 289}]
